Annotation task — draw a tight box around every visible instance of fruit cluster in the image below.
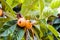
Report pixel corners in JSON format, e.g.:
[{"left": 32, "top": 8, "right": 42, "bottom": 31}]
[{"left": 17, "top": 18, "right": 32, "bottom": 29}]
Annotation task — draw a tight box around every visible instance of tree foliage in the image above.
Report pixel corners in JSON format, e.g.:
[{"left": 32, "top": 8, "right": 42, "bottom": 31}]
[{"left": 0, "top": 0, "right": 60, "bottom": 40}]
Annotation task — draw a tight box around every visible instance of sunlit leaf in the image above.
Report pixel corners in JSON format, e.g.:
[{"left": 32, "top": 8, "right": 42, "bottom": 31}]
[
  {"left": 48, "top": 34, "right": 54, "bottom": 40},
  {"left": 21, "top": 0, "right": 38, "bottom": 16},
  {"left": 6, "top": 0, "right": 14, "bottom": 6},
  {"left": 39, "top": 0, "right": 44, "bottom": 12},
  {"left": 47, "top": 24, "right": 60, "bottom": 40},
  {"left": 50, "top": 0, "right": 60, "bottom": 9},
  {"left": 39, "top": 0, "right": 44, "bottom": 19}
]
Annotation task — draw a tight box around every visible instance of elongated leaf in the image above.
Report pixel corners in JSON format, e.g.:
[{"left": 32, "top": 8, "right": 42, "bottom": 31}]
[
  {"left": 50, "top": 0, "right": 60, "bottom": 9},
  {"left": 39, "top": 0, "right": 44, "bottom": 12},
  {"left": 6, "top": 0, "right": 14, "bottom": 6},
  {"left": 17, "top": 28, "right": 25, "bottom": 40},
  {"left": 47, "top": 25, "right": 59, "bottom": 37},
  {"left": 48, "top": 34, "right": 54, "bottom": 40},
  {"left": 3, "top": 20, "right": 17, "bottom": 26},
  {"left": 39, "top": 20, "right": 60, "bottom": 39},
  {"left": 47, "top": 24, "right": 60, "bottom": 40},
  {"left": 0, "top": 24, "right": 16, "bottom": 37},
  {"left": 40, "top": 30, "right": 43, "bottom": 38},
  {"left": 32, "top": 28, "right": 40, "bottom": 40},
  {"left": 39, "top": 0, "right": 44, "bottom": 19}
]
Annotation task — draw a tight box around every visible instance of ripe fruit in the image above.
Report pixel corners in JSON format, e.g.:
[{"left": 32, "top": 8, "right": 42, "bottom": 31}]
[
  {"left": 17, "top": 18, "right": 26, "bottom": 27},
  {"left": 17, "top": 18, "right": 32, "bottom": 29},
  {"left": 25, "top": 20, "right": 32, "bottom": 29},
  {"left": 0, "top": 9, "right": 3, "bottom": 16}
]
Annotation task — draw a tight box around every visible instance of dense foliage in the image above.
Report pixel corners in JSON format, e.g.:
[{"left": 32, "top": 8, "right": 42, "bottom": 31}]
[{"left": 0, "top": 0, "right": 60, "bottom": 40}]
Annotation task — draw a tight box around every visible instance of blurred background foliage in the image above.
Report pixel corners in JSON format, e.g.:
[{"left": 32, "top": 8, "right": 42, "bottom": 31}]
[{"left": 0, "top": 0, "right": 60, "bottom": 40}]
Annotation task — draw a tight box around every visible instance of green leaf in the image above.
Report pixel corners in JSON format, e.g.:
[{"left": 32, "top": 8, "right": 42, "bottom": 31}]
[
  {"left": 0, "top": 20, "right": 17, "bottom": 33},
  {"left": 0, "top": 22, "right": 4, "bottom": 28},
  {"left": 0, "top": 17, "right": 10, "bottom": 22},
  {"left": 34, "top": 25, "right": 40, "bottom": 31},
  {"left": 19, "top": 0, "right": 24, "bottom": 3},
  {"left": 50, "top": 0, "right": 60, "bottom": 9},
  {"left": 48, "top": 34, "right": 54, "bottom": 40},
  {"left": 6, "top": 0, "right": 14, "bottom": 6},
  {"left": 39, "top": 22, "right": 47, "bottom": 32},
  {"left": 17, "top": 28, "right": 25, "bottom": 40},
  {"left": 3, "top": 20, "right": 17, "bottom": 26},
  {"left": 40, "top": 30, "right": 43, "bottom": 38},
  {"left": 33, "top": 24, "right": 41, "bottom": 40},
  {"left": 21, "top": 36, "right": 25, "bottom": 40},
  {"left": 39, "top": 0, "right": 44, "bottom": 12},
  {"left": 0, "top": 17, "right": 10, "bottom": 27},
  {"left": 39, "top": 0, "right": 44, "bottom": 19},
  {"left": 53, "top": 18, "right": 60, "bottom": 24},
  {"left": 43, "top": 7, "right": 54, "bottom": 19},
  {"left": 32, "top": 28, "right": 40, "bottom": 40},
  {"left": 11, "top": 0, "right": 19, "bottom": 8},
  {"left": 21, "top": 0, "right": 32, "bottom": 16},
  {"left": 47, "top": 24, "right": 60, "bottom": 40},
  {"left": 11, "top": 0, "right": 24, "bottom": 8},
  {"left": 25, "top": 10, "right": 39, "bottom": 20},
  {"left": 45, "top": 0, "right": 52, "bottom": 3},
  {"left": 0, "top": 24, "right": 16, "bottom": 37},
  {"left": 39, "top": 20, "right": 60, "bottom": 39},
  {"left": 39, "top": 21, "right": 60, "bottom": 39},
  {"left": 21, "top": 0, "right": 38, "bottom": 16}
]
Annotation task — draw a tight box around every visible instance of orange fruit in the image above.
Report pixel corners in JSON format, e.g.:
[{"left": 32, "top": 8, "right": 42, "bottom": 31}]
[
  {"left": 25, "top": 20, "right": 32, "bottom": 29},
  {"left": 0, "top": 9, "right": 3, "bottom": 16},
  {"left": 17, "top": 18, "right": 26, "bottom": 27}
]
